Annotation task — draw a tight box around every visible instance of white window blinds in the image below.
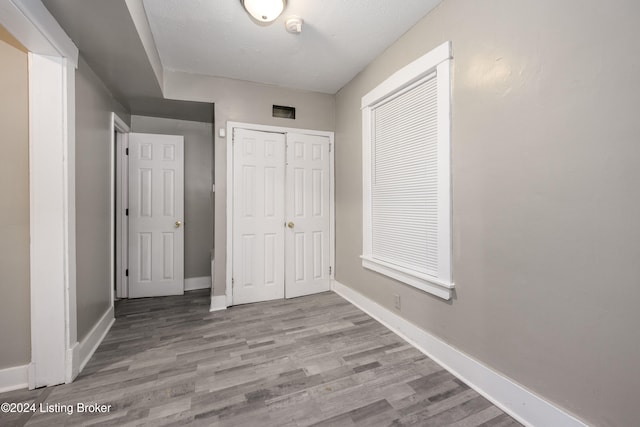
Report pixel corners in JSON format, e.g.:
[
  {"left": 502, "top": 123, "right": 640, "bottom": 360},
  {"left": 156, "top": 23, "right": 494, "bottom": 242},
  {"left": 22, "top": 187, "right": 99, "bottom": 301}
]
[
  {"left": 361, "top": 41, "right": 452, "bottom": 299},
  {"left": 371, "top": 74, "right": 439, "bottom": 276}
]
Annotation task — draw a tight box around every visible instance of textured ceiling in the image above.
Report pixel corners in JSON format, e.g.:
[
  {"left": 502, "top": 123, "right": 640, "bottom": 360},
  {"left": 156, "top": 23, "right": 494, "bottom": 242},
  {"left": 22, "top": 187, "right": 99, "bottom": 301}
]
[
  {"left": 41, "top": 0, "right": 441, "bottom": 119},
  {"left": 143, "top": 0, "right": 442, "bottom": 94}
]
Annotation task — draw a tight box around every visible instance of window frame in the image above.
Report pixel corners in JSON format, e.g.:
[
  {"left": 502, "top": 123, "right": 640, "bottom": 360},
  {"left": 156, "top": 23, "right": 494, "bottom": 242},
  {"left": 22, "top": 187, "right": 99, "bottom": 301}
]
[{"left": 361, "top": 41, "right": 453, "bottom": 300}]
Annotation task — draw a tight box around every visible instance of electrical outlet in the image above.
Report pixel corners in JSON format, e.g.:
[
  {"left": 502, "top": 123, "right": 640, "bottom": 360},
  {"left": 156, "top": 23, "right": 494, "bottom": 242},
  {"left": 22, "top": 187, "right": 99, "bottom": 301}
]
[{"left": 394, "top": 294, "right": 401, "bottom": 310}]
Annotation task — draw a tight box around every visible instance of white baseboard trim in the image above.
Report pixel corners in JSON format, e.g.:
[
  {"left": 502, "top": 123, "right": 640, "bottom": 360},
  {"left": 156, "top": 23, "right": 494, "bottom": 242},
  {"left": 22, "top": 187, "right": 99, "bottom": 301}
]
[
  {"left": 76, "top": 306, "right": 115, "bottom": 374},
  {"left": 65, "top": 341, "right": 80, "bottom": 383},
  {"left": 210, "top": 295, "right": 227, "bottom": 312},
  {"left": 331, "top": 280, "right": 587, "bottom": 427},
  {"left": 27, "top": 363, "right": 36, "bottom": 390},
  {"left": 0, "top": 364, "right": 29, "bottom": 393},
  {"left": 185, "top": 276, "right": 212, "bottom": 291}
]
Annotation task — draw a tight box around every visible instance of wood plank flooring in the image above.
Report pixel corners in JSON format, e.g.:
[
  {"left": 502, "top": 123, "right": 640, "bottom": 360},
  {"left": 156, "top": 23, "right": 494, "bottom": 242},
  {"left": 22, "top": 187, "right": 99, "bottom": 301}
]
[{"left": 0, "top": 290, "right": 521, "bottom": 426}]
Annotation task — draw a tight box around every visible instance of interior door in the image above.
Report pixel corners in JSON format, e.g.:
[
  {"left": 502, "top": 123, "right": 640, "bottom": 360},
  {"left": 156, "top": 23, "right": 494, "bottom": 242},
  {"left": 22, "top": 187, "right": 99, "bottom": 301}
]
[
  {"left": 128, "top": 133, "right": 185, "bottom": 298},
  {"left": 285, "top": 133, "right": 331, "bottom": 298},
  {"left": 232, "top": 128, "right": 286, "bottom": 304}
]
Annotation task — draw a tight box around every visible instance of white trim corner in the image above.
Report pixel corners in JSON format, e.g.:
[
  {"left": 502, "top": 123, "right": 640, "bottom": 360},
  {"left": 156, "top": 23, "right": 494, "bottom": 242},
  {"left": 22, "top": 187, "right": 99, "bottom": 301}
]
[
  {"left": 0, "top": 0, "right": 79, "bottom": 66},
  {"left": 331, "top": 280, "right": 588, "bottom": 427},
  {"left": 210, "top": 295, "right": 227, "bottom": 312},
  {"left": 65, "top": 341, "right": 79, "bottom": 383}
]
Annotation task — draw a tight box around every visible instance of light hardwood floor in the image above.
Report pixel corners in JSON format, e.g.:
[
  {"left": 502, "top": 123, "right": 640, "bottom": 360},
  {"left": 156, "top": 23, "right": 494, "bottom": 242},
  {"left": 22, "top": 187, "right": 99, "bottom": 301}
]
[{"left": 0, "top": 289, "right": 521, "bottom": 426}]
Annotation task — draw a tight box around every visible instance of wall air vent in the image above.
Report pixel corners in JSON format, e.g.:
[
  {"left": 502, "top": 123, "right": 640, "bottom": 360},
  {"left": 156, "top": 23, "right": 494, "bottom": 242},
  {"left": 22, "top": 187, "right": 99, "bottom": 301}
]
[{"left": 272, "top": 105, "right": 296, "bottom": 119}]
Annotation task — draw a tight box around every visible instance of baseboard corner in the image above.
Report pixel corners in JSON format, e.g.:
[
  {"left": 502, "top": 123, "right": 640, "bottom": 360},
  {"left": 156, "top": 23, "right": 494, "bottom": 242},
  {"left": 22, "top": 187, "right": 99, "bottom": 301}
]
[
  {"left": 66, "top": 341, "right": 80, "bottom": 383},
  {"left": 210, "top": 295, "right": 227, "bottom": 312},
  {"left": 76, "top": 306, "right": 115, "bottom": 374}
]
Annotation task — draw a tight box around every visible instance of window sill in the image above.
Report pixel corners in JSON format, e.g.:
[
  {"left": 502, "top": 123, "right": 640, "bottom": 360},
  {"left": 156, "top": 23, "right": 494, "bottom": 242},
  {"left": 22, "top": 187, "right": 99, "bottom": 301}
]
[{"left": 361, "top": 255, "right": 454, "bottom": 300}]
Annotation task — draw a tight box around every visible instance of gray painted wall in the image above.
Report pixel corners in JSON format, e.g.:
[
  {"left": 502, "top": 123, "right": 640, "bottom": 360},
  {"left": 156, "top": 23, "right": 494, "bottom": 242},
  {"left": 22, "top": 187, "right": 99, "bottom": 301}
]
[
  {"left": 0, "top": 29, "right": 30, "bottom": 370},
  {"left": 334, "top": 1, "right": 640, "bottom": 426},
  {"left": 164, "top": 71, "right": 335, "bottom": 297},
  {"left": 131, "top": 115, "right": 214, "bottom": 280},
  {"left": 75, "top": 56, "right": 130, "bottom": 341}
]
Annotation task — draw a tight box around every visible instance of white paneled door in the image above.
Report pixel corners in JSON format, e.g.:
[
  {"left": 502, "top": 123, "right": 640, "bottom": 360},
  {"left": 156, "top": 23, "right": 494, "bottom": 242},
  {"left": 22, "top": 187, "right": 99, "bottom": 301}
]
[
  {"left": 285, "top": 133, "right": 331, "bottom": 298},
  {"left": 129, "top": 133, "right": 185, "bottom": 298},
  {"left": 233, "top": 129, "right": 286, "bottom": 304},
  {"left": 232, "top": 129, "right": 331, "bottom": 304}
]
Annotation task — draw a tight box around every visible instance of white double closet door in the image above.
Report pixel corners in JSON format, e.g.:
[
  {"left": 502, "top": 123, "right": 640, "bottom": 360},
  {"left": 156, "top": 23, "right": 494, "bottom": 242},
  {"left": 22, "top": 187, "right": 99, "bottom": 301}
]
[{"left": 233, "top": 128, "right": 331, "bottom": 305}]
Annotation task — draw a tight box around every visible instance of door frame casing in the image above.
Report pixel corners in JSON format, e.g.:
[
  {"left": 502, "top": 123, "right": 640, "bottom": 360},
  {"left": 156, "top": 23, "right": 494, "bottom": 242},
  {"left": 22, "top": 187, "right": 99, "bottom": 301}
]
[
  {"left": 113, "top": 113, "right": 130, "bottom": 299},
  {"left": 29, "top": 52, "right": 74, "bottom": 388},
  {"left": 225, "top": 121, "right": 335, "bottom": 307},
  {"left": 0, "top": 0, "right": 80, "bottom": 388}
]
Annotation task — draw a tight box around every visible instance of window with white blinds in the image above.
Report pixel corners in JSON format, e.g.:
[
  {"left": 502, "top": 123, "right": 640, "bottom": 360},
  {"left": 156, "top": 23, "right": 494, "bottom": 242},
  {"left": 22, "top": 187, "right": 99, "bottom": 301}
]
[{"left": 361, "top": 41, "right": 453, "bottom": 300}]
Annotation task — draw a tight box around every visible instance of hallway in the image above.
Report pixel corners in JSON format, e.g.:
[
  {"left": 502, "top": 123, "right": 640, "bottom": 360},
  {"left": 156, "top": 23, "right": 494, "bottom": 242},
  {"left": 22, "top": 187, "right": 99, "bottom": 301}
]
[{"left": 0, "top": 290, "right": 520, "bottom": 426}]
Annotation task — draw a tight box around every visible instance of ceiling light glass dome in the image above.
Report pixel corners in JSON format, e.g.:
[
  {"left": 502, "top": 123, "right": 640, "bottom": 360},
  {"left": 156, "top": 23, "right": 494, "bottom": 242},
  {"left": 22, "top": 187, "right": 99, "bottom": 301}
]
[{"left": 242, "top": 0, "right": 286, "bottom": 23}]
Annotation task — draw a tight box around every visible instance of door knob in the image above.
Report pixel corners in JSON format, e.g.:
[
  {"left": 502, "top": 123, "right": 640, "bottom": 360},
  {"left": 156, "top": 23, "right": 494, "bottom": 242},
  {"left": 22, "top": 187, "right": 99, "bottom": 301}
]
[
  {"left": 175, "top": 220, "right": 182, "bottom": 228},
  {"left": 287, "top": 221, "right": 295, "bottom": 229}
]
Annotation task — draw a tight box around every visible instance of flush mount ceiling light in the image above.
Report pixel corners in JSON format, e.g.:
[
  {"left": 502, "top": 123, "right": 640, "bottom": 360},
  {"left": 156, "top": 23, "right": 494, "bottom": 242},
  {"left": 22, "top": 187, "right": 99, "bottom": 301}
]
[{"left": 242, "top": 0, "right": 287, "bottom": 23}]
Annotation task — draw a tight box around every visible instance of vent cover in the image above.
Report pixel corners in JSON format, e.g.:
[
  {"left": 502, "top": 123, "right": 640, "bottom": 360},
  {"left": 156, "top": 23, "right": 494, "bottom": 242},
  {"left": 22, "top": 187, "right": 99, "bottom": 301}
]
[{"left": 272, "top": 105, "right": 296, "bottom": 119}]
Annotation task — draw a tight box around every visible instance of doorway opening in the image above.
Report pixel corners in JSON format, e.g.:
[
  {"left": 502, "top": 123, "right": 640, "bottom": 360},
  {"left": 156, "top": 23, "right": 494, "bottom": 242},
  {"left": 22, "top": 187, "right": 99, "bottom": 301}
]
[{"left": 112, "top": 108, "right": 216, "bottom": 306}]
